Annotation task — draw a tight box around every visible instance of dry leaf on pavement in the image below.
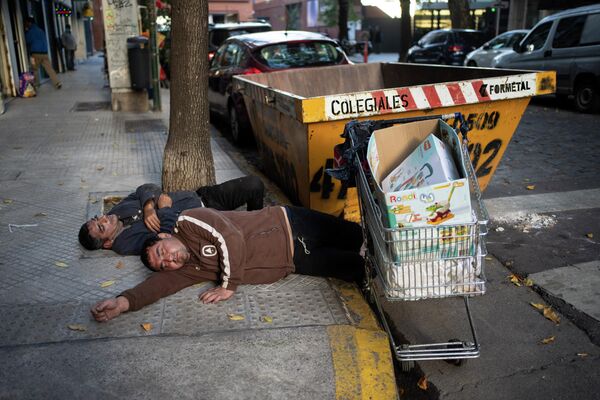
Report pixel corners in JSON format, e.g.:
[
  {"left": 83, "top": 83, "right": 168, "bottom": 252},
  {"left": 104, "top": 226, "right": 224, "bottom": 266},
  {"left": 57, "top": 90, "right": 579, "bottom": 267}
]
[
  {"left": 530, "top": 302, "right": 545, "bottom": 310},
  {"left": 260, "top": 315, "right": 273, "bottom": 323},
  {"left": 96, "top": 166, "right": 104, "bottom": 171},
  {"left": 540, "top": 336, "right": 555, "bottom": 345},
  {"left": 485, "top": 256, "right": 493, "bottom": 261},
  {"left": 526, "top": 185, "right": 535, "bottom": 190},
  {"left": 100, "top": 280, "right": 116, "bottom": 288},
  {"left": 586, "top": 233, "right": 594, "bottom": 239},
  {"left": 543, "top": 307, "right": 560, "bottom": 324},
  {"left": 3, "top": 199, "right": 13, "bottom": 204},
  {"left": 115, "top": 261, "right": 124, "bottom": 269},
  {"left": 34, "top": 212, "right": 47, "bottom": 217},
  {"left": 524, "top": 278, "right": 534, "bottom": 287},
  {"left": 509, "top": 274, "right": 522, "bottom": 286},
  {"left": 417, "top": 376, "right": 428, "bottom": 390},
  {"left": 577, "top": 353, "right": 588, "bottom": 358},
  {"left": 54, "top": 261, "right": 68, "bottom": 268},
  {"left": 67, "top": 324, "right": 87, "bottom": 332},
  {"left": 228, "top": 314, "right": 245, "bottom": 321},
  {"left": 141, "top": 323, "right": 152, "bottom": 332}
]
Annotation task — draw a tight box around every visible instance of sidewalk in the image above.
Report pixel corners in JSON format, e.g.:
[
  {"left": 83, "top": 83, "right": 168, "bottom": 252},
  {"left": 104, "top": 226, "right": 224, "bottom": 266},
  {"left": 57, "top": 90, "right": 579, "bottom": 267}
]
[{"left": 0, "top": 56, "right": 397, "bottom": 399}]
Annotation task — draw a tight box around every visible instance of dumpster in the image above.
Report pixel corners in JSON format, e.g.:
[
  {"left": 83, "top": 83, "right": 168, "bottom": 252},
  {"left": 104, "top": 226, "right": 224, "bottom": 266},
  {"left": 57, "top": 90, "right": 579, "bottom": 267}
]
[
  {"left": 127, "top": 36, "right": 150, "bottom": 90},
  {"left": 234, "top": 63, "right": 555, "bottom": 216}
]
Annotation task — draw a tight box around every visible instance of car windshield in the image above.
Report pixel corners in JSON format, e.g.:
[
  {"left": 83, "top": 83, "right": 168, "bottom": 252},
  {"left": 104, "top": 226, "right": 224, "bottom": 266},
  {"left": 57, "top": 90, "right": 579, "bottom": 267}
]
[
  {"left": 257, "top": 41, "right": 343, "bottom": 69},
  {"left": 455, "top": 31, "right": 485, "bottom": 47}
]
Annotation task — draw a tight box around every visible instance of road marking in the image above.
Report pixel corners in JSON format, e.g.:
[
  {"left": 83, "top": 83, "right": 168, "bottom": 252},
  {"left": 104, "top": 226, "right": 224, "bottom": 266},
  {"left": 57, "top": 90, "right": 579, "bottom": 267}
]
[{"left": 484, "top": 188, "right": 600, "bottom": 222}]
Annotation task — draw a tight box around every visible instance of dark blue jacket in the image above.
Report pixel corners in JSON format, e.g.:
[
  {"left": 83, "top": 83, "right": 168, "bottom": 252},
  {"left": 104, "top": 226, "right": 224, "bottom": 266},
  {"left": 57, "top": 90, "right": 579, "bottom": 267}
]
[
  {"left": 25, "top": 24, "right": 48, "bottom": 54},
  {"left": 109, "top": 184, "right": 203, "bottom": 255}
]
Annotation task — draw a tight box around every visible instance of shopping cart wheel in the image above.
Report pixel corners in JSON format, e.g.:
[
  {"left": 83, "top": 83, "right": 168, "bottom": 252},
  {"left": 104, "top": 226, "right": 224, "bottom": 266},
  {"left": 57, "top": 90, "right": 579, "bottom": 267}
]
[{"left": 445, "top": 339, "right": 466, "bottom": 367}]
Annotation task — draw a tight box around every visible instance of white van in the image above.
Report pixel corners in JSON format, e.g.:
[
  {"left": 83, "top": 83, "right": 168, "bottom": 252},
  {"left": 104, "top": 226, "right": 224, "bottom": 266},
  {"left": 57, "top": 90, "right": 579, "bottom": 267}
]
[{"left": 493, "top": 5, "right": 600, "bottom": 113}]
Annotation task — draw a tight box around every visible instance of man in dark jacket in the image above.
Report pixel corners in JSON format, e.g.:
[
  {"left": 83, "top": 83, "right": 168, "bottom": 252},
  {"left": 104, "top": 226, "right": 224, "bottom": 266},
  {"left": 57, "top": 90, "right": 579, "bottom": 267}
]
[
  {"left": 79, "top": 176, "right": 264, "bottom": 255},
  {"left": 24, "top": 16, "right": 61, "bottom": 89},
  {"left": 91, "top": 206, "right": 365, "bottom": 322}
]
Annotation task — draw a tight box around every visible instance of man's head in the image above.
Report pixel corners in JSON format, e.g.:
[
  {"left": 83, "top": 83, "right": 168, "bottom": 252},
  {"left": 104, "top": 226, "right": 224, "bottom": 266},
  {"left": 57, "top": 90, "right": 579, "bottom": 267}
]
[
  {"left": 65, "top": 24, "right": 71, "bottom": 30},
  {"left": 78, "top": 214, "right": 122, "bottom": 250},
  {"left": 141, "top": 234, "right": 190, "bottom": 272},
  {"left": 24, "top": 16, "right": 35, "bottom": 30}
]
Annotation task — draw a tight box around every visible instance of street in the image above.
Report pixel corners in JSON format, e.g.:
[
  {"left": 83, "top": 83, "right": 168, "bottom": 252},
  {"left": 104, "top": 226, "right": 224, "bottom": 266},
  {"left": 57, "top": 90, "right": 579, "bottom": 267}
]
[{"left": 212, "top": 95, "right": 600, "bottom": 399}]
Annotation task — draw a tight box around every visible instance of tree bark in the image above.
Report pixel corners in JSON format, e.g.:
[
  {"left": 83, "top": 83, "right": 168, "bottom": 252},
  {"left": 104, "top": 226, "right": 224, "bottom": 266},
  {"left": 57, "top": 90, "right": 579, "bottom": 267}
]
[
  {"left": 398, "top": 0, "right": 412, "bottom": 62},
  {"left": 447, "top": 0, "right": 474, "bottom": 29},
  {"left": 338, "top": 0, "right": 349, "bottom": 40},
  {"left": 162, "top": 0, "right": 215, "bottom": 191}
]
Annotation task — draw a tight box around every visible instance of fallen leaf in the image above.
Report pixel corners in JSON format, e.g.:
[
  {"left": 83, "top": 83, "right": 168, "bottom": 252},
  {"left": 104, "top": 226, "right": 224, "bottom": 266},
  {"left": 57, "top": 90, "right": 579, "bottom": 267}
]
[
  {"left": 54, "top": 261, "right": 68, "bottom": 268},
  {"left": 417, "top": 376, "right": 428, "bottom": 391},
  {"left": 577, "top": 353, "right": 588, "bottom": 358},
  {"left": 227, "top": 314, "right": 245, "bottom": 321},
  {"left": 115, "top": 261, "right": 124, "bottom": 269},
  {"left": 586, "top": 233, "right": 594, "bottom": 239},
  {"left": 530, "top": 302, "right": 545, "bottom": 310},
  {"left": 398, "top": 387, "right": 405, "bottom": 397},
  {"left": 100, "top": 280, "right": 116, "bottom": 288},
  {"left": 540, "top": 336, "right": 555, "bottom": 345},
  {"left": 34, "top": 212, "right": 47, "bottom": 217},
  {"left": 67, "top": 324, "right": 87, "bottom": 332},
  {"left": 485, "top": 256, "right": 493, "bottom": 261},
  {"left": 509, "top": 274, "right": 521, "bottom": 286},
  {"left": 141, "top": 323, "right": 152, "bottom": 332},
  {"left": 543, "top": 307, "right": 560, "bottom": 324},
  {"left": 495, "top": 226, "right": 505, "bottom": 232},
  {"left": 3, "top": 199, "right": 13, "bottom": 204},
  {"left": 58, "top": 182, "right": 64, "bottom": 186},
  {"left": 81, "top": 178, "right": 86, "bottom": 183},
  {"left": 526, "top": 185, "right": 535, "bottom": 190},
  {"left": 524, "top": 278, "right": 534, "bottom": 287},
  {"left": 96, "top": 166, "right": 104, "bottom": 171},
  {"left": 260, "top": 315, "right": 273, "bottom": 323},
  {"left": 505, "top": 260, "right": 514, "bottom": 267}
]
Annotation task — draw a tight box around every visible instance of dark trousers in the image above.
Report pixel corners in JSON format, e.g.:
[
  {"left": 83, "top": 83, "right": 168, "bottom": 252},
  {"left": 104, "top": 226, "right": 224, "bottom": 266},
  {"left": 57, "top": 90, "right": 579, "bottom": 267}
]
[
  {"left": 65, "top": 49, "right": 75, "bottom": 70},
  {"left": 197, "top": 176, "right": 264, "bottom": 211},
  {"left": 285, "top": 205, "right": 365, "bottom": 283}
]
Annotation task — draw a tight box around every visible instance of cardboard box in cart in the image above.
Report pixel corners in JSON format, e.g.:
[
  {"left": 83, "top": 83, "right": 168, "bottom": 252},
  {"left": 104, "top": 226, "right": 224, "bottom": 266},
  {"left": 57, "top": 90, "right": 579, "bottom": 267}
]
[{"left": 367, "top": 119, "right": 473, "bottom": 231}]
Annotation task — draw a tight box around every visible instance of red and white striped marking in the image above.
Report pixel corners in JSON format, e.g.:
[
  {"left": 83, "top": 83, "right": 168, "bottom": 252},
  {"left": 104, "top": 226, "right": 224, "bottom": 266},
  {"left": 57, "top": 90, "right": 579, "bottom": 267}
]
[{"left": 324, "top": 73, "right": 537, "bottom": 121}]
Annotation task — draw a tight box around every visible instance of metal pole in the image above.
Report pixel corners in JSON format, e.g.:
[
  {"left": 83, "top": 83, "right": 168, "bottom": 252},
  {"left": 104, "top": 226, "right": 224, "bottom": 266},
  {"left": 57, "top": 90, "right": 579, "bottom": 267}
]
[
  {"left": 495, "top": 6, "right": 501, "bottom": 36},
  {"left": 149, "top": 0, "right": 161, "bottom": 111}
]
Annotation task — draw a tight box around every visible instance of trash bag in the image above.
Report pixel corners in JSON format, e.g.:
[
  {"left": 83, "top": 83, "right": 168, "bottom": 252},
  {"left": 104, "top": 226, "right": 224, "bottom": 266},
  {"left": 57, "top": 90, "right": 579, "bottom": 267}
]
[{"left": 19, "top": 72, "right": 36, "bottom": 98}]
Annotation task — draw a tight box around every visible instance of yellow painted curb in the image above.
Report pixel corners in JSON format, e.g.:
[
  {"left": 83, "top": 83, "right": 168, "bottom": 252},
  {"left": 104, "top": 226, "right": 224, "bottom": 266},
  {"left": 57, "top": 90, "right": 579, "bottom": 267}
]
[{"left": 328, "top": 284, "right": 398, "bottom": 399}]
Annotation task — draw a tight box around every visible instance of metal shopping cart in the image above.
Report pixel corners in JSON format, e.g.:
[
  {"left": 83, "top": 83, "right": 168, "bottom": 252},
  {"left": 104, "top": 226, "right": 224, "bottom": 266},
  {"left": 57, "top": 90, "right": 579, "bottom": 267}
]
[{"left": 329, "top": 113, "right": 489, "bottom": 370}]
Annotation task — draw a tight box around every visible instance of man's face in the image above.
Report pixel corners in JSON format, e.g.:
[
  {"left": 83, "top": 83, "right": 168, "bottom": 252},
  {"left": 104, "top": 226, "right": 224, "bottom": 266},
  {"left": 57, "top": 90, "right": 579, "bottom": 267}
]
[
  {"left": 86, "top": 214, "right": 119, "bottom": 244},
  {"left": 147, "top": 237, "right": 190, "bottom": 272}
]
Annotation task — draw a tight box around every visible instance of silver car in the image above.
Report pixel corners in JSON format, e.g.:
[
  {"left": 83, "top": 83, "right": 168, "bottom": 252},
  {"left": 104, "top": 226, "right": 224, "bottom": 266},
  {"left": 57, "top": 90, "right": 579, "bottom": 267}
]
[
  {"left": 493, "top": 5, "right": 600, "bottom": 113},
  {"left": 464, "top": 30, "right": 528, "bottom": 67}
]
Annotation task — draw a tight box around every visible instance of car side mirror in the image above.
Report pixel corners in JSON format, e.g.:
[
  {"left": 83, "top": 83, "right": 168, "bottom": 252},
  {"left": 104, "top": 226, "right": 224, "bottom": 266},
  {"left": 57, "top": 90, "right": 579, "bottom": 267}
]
[
  {"left": 483, "top": 43, "right": 490, "bottom": 50},
  {"left": 512, "top": 42, "right": 522, "bottom": 53}
]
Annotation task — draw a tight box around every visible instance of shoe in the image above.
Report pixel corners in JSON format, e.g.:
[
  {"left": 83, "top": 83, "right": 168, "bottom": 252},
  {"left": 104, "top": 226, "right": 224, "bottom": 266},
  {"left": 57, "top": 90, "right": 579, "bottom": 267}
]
[{"left": 55, "top": 82, "right": 62, "bottom": 89}]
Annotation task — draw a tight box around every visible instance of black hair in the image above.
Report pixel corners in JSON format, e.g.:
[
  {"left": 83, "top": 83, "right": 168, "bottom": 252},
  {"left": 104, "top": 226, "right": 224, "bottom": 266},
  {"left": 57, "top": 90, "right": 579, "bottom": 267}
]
[
  {"left": 141, "top": 235, "right": 162, "bottom": 271},
  {"left": 25, "top": 16, "right": 35, "bottom": 24},
  {"left": 78, "top": 222, "right": 103, "bottom": 250}
]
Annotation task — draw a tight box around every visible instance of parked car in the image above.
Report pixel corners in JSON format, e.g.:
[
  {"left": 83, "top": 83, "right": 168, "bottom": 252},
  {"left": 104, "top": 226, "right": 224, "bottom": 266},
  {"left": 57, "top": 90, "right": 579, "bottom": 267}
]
[
  {"left": 208, "top": 31, "right": 351, "bottom": 144},
  {"left": 208, "top": 21, "right": 272, "bottom": 60},
  {"left": 464, "top": 30, "right": 529, "bottom": 67},
  {"left": 406, "top": 29, "right": 485, "bottom": 65},
  {"left": 493, "top": 5, "right": 600, "bottom": 113}
]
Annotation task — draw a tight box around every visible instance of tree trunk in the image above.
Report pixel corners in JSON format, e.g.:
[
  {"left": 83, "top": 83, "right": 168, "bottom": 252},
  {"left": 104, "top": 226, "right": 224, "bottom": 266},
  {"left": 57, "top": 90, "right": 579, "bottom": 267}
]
[
  {"left": 398, "top": 0, "right": 412, "bottom": 62},
  {"left": 447, "top": 0, "right": 474, "bottom": 29},
  {"left": 162, "top": 0, "right": 215, "bottom": 191},
  {"left": 338, "top": 0, "right": 348, "bottom": 40}
]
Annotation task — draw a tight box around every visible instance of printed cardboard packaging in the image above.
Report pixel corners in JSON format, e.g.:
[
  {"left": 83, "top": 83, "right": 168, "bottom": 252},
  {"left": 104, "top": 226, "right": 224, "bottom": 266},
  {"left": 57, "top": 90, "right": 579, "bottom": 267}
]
[{"left": 366, "top": 119, "right": 473, "bottom": 230}]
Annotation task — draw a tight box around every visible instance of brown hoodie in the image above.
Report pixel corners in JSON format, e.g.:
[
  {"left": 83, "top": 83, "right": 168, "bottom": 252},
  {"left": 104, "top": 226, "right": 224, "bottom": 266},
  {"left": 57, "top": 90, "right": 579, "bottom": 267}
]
[{"left": 120, "top": 207, "right": 294, "bottom": 311}]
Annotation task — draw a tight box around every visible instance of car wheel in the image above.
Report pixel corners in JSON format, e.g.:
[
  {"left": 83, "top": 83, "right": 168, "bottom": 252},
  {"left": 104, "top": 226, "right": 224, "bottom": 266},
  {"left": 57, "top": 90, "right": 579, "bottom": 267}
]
[
  {"left": 467, "top": 60, "right": 477, "bottom": 67},
  {"left": 229, "top": 104, "right": 249, "bottom": 145},
  {"left": 574, "top": 78, "right": 600, "bottom": 113}
]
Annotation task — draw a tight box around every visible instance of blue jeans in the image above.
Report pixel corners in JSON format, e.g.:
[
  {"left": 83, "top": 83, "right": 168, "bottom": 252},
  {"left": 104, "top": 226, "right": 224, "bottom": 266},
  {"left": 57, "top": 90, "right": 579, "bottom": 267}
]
[{"left": 284, "top": 205, "right": 365, "bottom": 283}]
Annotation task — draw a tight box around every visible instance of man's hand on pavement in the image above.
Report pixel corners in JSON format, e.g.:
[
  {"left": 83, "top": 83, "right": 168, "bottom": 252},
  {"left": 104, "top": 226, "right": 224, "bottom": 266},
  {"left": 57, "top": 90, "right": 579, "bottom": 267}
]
[
  {"left": 91, "top": 297, "right": 130, "bottom": 322},
  {"left": 157, "top": 193, "right": 173, "bottom": 209},
  {"left": 199, "top": 286, "right": 235, "bottom": 304}
]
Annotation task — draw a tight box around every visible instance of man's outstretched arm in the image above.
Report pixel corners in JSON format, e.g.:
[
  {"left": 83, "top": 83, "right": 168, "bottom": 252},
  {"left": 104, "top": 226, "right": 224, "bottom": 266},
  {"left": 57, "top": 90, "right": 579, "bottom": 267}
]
[{"left": 91, "top": 296, "right": 130, "bottom": 322}]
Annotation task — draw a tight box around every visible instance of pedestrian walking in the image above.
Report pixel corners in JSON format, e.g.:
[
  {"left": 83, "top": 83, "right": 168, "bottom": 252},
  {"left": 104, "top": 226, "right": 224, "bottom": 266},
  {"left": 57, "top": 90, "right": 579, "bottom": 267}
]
[
  {"left": 373, "top": 26, "right": 382, "bottom": 54},
  {"left": 24, "top": 17, "right": 61, "bottom": 89},
  {"left": 60, "top": 24, "right": 77, "bottom": 71}
]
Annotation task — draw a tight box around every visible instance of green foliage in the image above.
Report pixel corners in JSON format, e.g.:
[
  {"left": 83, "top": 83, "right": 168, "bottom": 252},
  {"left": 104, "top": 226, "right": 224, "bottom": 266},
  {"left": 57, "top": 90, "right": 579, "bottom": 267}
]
[{"left": 320, "top": 0, "right": 359, "bottom": 28}]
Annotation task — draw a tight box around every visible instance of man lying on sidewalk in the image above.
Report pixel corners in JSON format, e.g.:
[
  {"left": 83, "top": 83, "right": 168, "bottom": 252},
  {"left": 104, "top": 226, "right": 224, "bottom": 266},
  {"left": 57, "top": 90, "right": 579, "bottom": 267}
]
[
  {"left": 79, "top": 176, "right": 264, "bottom": 255},
  {"left": 91, "top": 206, "right": 365, "bottom": 322}
]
